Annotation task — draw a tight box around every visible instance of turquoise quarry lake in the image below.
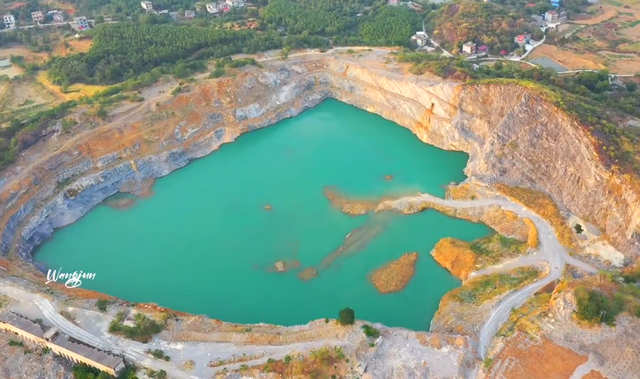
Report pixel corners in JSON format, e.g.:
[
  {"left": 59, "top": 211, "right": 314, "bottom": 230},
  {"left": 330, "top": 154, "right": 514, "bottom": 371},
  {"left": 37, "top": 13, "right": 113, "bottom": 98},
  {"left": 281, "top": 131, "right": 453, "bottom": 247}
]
[{"left": 35, "top": 99, "right": 490, "bottom": 330}]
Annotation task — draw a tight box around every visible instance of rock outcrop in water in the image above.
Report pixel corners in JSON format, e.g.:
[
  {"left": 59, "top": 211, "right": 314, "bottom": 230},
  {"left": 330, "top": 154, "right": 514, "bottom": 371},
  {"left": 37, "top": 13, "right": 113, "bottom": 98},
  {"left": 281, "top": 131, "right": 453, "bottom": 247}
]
[
  {"left": 0, "top": 52, "right": 638, "bottom": 263},
  {"left": 370, "top": 252, "right": 419, "bottom": 293}
]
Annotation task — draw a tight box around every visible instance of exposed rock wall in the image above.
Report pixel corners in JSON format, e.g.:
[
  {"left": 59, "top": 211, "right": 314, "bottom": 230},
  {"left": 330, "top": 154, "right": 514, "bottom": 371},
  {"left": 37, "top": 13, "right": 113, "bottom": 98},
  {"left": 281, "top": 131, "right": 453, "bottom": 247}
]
[{"left": 0, "top": 54, "right": 638, "bottom": 263}]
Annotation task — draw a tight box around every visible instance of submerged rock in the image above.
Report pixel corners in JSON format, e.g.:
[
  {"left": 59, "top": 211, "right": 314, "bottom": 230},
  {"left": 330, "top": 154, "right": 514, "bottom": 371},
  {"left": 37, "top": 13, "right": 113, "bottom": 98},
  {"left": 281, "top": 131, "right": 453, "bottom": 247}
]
[
  {"left": 272, "top": 259, "right": 300, "bottom": 273},
  {"left": 104, "top": 197, "right": 137, "bottom": 210},
  {"left": 370, "top": 252, "right": 419, "bottom": 294},
  {"left": 298, "top": 267, "right": 318, "bottom": 281}
]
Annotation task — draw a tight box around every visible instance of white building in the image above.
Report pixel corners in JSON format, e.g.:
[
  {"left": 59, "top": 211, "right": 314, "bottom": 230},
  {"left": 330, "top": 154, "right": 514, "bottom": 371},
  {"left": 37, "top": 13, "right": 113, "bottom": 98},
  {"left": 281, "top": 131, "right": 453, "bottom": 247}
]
[
  {"left": 73, "top": 16, "right": 89, "bottom": 31},
  {"left": 206, "top": 3, "right": 219, "bottom": 13},
  {"left": 169, "top": 11, "right": 179, "bottom": 19},
  {"left": 184, "top": 10, "right": 195, "bottom": 18},
  {"left": 411, "top": 31, "right": 428, "bottom": 46},
  {"left": 52, "top": 11, "right": 64, "bottom": 23},
  {"left": 31, "top": 11, "right": 44, "bottom": 23},
  {"left": 3, "top": 14, "right": 15, "bottom": 29},
  {"left": 141, "top": 1, "right": 153, "bottom": 12},
  {"left": 225, "top": 0, "right": 245, "bottom": 7}
]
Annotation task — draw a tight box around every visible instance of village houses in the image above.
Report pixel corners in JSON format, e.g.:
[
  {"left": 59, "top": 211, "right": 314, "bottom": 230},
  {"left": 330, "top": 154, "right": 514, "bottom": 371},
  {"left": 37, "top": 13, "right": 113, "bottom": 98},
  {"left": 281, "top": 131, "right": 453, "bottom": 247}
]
[
  {"left": 514, "top": 33, "right": 532, "bottom": 46},
  {"left": 462, "top": 41, "right": 477, "bottom": 55},
  {"left": 225, "top": 0, "right": 245, "bottom": 7},
  {"left": 544, "top": 9, "right": 567, "bottom": 23},
  {"left": 31, "top": 11, "right": 44, "bottom": 23},
  {"left": 52, "top": 11, "right": 65, "bottom": 23},
  {"left": 206, "top": 3, "right": 220, "bottom": 13},
  {"left": 3, "top": 14, "right": 15, "bottom": 29},
  {"left": 184, "top": 10, "right": 196, "bottom": 19},
  {"left": 411, "top": 31, "right": 428, "bottom": 46},
  {"left": 73, "top": 16, "right": 89, "bottom": 31},
  {"left": 141, "top": 1, "right": 154, "bottom": 12}
]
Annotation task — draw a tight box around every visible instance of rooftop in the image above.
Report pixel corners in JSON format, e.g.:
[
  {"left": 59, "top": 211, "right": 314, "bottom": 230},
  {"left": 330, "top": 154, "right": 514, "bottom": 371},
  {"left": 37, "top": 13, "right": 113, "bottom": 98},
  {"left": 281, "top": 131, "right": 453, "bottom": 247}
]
[
  {"left": 0, "top": 312, "right": 44, "bottom": 338},
  {"left": 43, "top": 326, "right": 59, "bottom": 340},
  {"left": 52, "top": 335, "right": 124, "bottom": 369}
]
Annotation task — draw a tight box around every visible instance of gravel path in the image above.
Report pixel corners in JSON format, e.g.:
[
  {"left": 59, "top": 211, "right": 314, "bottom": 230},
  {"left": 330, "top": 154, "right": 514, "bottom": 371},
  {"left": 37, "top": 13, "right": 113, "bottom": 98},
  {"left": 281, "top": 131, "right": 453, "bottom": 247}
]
[{"left": 381, "top": 192, "right": 598, "bottom": 359}]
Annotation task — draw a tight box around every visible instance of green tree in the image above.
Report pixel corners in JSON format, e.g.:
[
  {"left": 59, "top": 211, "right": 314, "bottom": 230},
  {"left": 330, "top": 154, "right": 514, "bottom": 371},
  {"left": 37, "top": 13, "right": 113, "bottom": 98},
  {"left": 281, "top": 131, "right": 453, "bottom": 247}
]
[
  {"left": 280, "top": 46, "right": 291, "bottom": 60},
  {"left": 96, "top": 299, "right": 109, "bottom": 313},
  {"left": 626, "top": 82, "right": 638, "bottom": 93},
  {"left": 574, "top": 224, "right": 584, "bottom": 234},
  {"left": 338, "top": 307, "right": 355, "bottom": 325},
  {"left": 575, "top": 289, "right": 624, "bottom": 325}
]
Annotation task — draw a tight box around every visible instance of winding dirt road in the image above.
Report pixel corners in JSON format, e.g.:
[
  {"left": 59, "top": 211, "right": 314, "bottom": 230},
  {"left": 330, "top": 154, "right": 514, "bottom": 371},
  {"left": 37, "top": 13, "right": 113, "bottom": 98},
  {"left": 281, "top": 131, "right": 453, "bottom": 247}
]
[{"left": 381, "top": 192, "right": 597, "bottom": 359}]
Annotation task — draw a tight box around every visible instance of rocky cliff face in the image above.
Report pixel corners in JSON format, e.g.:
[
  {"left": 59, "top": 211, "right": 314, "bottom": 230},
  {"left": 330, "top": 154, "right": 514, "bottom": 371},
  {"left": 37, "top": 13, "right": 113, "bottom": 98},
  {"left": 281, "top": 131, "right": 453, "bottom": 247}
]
[{"left": 0, "top": 53, "right": 638, "bottom": 263}]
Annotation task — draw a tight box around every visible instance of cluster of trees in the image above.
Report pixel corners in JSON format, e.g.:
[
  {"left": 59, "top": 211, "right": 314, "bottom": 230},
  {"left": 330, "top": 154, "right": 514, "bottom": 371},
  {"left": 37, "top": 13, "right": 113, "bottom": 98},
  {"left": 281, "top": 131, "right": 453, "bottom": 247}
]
[
  {"left": 0, "top": 100, "right": 76, "bottom": 170},
  {"left": 108, "top": 311, "right": 165, "bottom": 343},
  {"left": 263, "top": 0, "right": 421, "bottom": 46},
  {"left": 575, "top": 288, "right": 625, "bottom": 325},
  {"left": 72, "top": 363, "right": 139, "bottom": 379},
  {"left": 0, "top": 28, "right": 55, "bottom": 53},
  {"left": 48, "top": 0, "right": 420, "bottom": 87},
  {"left": 47, "top": 23, "right": 283, "bottom": 85}
]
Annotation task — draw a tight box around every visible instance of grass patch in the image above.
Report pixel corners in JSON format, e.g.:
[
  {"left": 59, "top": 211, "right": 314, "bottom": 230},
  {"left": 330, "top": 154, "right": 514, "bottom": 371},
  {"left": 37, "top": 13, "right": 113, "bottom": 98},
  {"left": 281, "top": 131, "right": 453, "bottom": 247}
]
[
  {"left": 108, "top": 311, "right": 165, "bottom": 343},
  {"left": 497, "top": 293, "right": 552, "bottom": 337},
  {"left": 629, "top": 20, "right": 640, "bottom": 27},
  {"left": 36, "top": 71, "right": 112, "bottom": 101},
  {"left": 470, "top": 233, "right": 528, "bottom": 267},
  {"left": 145, "top": 348, "right": 171, "bottom": 361},
  {"left": 452, "top": 267, "right": 541, "bottom": 305},
  {"left": 0, "top": 295, "right": 11, "bottom": 310},
  {"left": 255, "top": 347, "right": 346, "bottom": 377},
  {"left": 362, "top": 324, "right": 380, "bottom": 339}
]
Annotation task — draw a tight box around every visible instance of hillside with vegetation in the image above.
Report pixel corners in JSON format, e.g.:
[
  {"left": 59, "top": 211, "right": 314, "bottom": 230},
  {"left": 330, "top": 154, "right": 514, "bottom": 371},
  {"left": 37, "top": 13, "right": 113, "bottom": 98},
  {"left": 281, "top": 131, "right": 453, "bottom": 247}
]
[
  {"left": 424, "top": 0, "right": 545, "bottom": 54},
  {"left": 263, "top": 0, "right": 421, "bottom": 46},
  {"left": 47, "top": 24, "right": 284, "bottom": 85},
  {"left": 397, "top": 52, "right": 640, "bottom": 174}
]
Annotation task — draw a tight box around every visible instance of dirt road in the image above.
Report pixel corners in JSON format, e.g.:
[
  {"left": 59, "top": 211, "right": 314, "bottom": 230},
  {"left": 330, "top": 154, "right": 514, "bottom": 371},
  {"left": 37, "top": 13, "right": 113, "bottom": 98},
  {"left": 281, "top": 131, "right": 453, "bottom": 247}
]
[{"left": 381, "top": 192, "right": 597, "bottom": 359}]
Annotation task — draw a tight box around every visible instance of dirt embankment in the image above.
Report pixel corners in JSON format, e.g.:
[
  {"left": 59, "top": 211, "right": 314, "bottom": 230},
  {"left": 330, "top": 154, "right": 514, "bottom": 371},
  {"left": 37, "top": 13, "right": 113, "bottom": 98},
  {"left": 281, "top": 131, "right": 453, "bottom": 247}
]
[
  {"left": 496, "top": 184, "right": 576, "bottom": 250},
  {"left": 432, "top": 234, "right": 529, "bottom": 281},
  {"left": 432, "top": 238, "right": 476, "bottom": 281},
  {"left": 369, "top": 252, "right": 419, "bottom": 293},
  {"left": 323, "top": 186, "right": 384, "bottom": 215}
]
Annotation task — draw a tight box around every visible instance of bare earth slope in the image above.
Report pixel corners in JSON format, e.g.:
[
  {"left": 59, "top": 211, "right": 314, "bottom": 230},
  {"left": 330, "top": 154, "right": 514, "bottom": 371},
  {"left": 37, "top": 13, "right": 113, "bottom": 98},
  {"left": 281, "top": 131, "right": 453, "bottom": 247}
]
[{"left": 0, "top": 50, "right": 638, "bottom": 264}]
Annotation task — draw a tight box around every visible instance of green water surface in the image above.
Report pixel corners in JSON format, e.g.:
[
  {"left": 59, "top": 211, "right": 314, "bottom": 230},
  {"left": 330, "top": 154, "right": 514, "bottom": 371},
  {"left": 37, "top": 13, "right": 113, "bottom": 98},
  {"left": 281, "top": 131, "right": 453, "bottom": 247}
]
[{"left": 35, "top": 99, "right": 490, "bottom": 330}]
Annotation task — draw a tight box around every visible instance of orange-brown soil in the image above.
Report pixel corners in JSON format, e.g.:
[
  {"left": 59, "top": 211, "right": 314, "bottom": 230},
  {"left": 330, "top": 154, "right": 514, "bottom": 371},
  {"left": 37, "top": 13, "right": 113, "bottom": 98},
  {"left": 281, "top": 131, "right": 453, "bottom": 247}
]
[
  {"left": 431, "top": 238, "right": 476, "bottom": 280},
  {"left": 369, "top": 252, "right": 419, "bottom": 293},
  {"left": 487, "top": 333, "right": 587, "bottom": 379}
]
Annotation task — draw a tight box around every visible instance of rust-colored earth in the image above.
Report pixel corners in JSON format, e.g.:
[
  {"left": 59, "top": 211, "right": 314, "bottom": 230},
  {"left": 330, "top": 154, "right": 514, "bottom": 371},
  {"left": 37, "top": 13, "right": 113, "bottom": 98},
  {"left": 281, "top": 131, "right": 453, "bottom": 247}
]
[
  {"left": 431, "top": 238, "right": 475, "bottom": 280},
  {"left": 487, "top": 333, "right": 587, "bottom": 379},
  {"left": 369, "top": 252, "right": 419, "bottom": 293}
]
